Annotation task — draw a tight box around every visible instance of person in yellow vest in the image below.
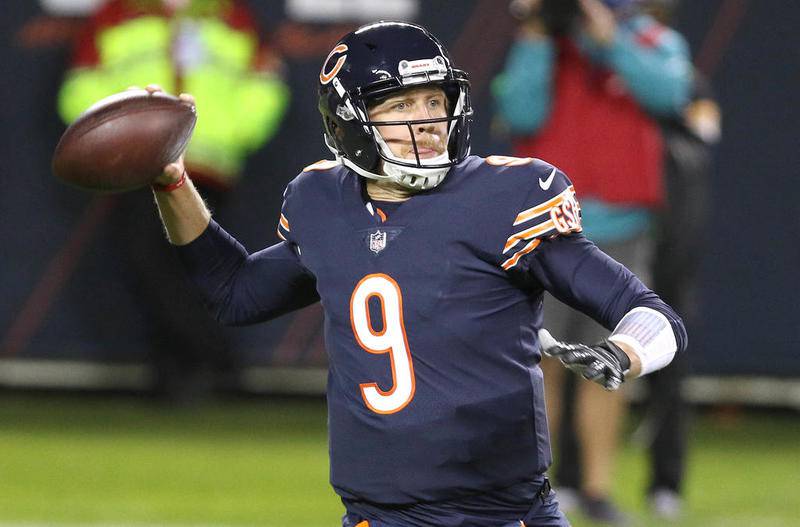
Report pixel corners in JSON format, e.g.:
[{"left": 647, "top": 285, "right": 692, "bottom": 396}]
[
  {"left": 58, "top": 0, "right": 288, "bottom": 189},
  {"left": 57, "top": 0, "right": 289, "bottom": 400}
]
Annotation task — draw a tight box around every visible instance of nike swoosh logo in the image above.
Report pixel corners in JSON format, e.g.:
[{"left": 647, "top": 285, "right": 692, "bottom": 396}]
[{"left": 539, "top": 168, "right": 557, "bottom": 190}]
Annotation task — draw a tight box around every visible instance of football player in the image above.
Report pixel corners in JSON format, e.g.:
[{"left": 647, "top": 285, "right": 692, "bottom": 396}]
[{"left": 148, "top": 21, "right": 686, "bottom": 527}]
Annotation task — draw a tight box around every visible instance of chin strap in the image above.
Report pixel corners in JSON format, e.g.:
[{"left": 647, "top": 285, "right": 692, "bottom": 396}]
[
  {"left": 382, "top": 154, "right": 450, "bottom": 190},
  {"left": 373, "top": 131, "right": 450, "bottom": 190}
]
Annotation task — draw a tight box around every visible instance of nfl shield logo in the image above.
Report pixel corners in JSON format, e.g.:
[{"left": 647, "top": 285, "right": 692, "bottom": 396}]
[{"left": 369, "top": 230, "right": 387, "bottom": 254}]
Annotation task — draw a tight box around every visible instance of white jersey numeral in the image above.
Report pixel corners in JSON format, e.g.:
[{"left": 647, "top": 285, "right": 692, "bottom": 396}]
[{"left": 350, "top": 274, "right": 416, "bottom": 414}]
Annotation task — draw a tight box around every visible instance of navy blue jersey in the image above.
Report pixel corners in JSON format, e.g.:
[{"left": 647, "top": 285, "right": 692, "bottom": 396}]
[{"left": 177, "top": 155, "right": 686, "bottom": 505}]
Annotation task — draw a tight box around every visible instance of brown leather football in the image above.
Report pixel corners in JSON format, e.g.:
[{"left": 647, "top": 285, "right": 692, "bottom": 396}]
[{"left": 52, "top": 89, "right": 196, "bottom": 192}]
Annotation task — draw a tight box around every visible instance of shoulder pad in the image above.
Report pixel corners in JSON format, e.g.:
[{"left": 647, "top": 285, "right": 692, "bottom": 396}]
[
  {"left": 480, "top": 155, "right": 574, "bottom": 202},
  {"left": 302, "top": 159, "right": 340, "bottom": 172},
  {"left": 484, "top": 155, "right": 536, "bottom": 168},
  {"left": 279, "top": 160, "right": 346, "bottom": 241}
]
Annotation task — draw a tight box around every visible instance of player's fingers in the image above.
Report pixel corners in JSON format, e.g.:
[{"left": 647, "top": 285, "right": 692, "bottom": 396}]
[
  {"left": 559, "top": 349, "right": 594, "bottom": 367},
  {"left": 145, "top": 84, "right": 164, "bottom": 94},
  {"left": 559, "top": 358, "right": 590, "bottom": 379},
  {"left": 556, "top": 350, "right": 579, "bottom": 365},
  {"left": 543, "top": 347, "right": 560, "bottom": 358},
  {"left": 558, "top": 357, "right": 578, "bottom": 370},
  {"left": 545, "top": 344, "right": 575, "bottom": 359},
  {"left": 604, "top": 375, "right": 623, "bottom": 391},
  {"left": 178, "top": 93, "right": 196, "bottom": 105},
  {"left": 581, "top": 369, "right": 603, "bottom": 383},
  {"left": 582, "top": 361, "right": 606, "bottom": 381}
]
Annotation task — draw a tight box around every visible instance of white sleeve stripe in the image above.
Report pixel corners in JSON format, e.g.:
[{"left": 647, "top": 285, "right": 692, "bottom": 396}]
[
  {"left": 501, "top": 238, "right": 542, "bottom": 270},
  {"left": 609, "top": 307, "right": 677, "bottom": 376},
  {"left": 279, "top": 213, "right": 290, "bottom": 232},
  {"left": 503, "top": 219, "right": 556, "bottom": 253},
  {"left": 513, "top": 186, "right": 574, "bottom": 226}
]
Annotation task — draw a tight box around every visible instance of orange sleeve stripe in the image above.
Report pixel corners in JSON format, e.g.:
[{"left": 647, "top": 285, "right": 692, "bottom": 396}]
[
  {"left": 376, "top": 208, "right": 387, "bottom": 223},
  {"left": 501, "top": 238, "right": 541, "bottom": 270},
  {"left": 513, "top": 186, "right": 574, "bottom": 226},
  {"left": 276, "top": 227, "right": 286, "bottom": 241},
  {"left": 503, "top": 220, "right": 555, "bottom": 253},
  {"left": 279, "top": 214, "right": 290, "bottom": 231}
]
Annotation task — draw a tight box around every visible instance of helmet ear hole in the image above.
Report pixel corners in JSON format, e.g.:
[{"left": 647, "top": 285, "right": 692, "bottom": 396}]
[
  {"left": 328, "top": 120, "right": 341, "bottom": 139},
  {"left": 323, "top": 118, "right": 342, "bottom": 152}
]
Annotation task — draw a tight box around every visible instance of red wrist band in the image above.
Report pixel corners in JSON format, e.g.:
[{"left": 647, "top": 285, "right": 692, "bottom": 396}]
[{"left": 152, "top": 170, "right": 187, "bottom": 192}]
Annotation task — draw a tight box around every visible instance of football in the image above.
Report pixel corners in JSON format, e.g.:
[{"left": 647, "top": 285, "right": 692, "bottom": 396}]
[{"left": 52, "top": 89, "right": 196, "bottom": 192}]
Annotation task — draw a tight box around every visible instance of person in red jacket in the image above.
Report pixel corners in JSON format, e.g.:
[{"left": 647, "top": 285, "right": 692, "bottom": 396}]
[{"left": 494, "top": 0, "right": 692, "bottom": 523}]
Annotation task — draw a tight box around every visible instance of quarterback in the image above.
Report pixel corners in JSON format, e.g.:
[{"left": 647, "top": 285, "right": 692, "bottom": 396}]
[{"left": 148, "top": 22, "right": 686, "bottom": 527}]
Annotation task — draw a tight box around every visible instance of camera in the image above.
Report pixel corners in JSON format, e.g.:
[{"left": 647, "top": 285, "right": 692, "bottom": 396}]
[
  {"left": 541, "top": 0, "right": 580, "bottom": 35},
  {"left": 510, "top": 0, "right": 637, "bottom": 35},
  {"left": 509, "top": 0, "right": 580, "bottom": 35}
]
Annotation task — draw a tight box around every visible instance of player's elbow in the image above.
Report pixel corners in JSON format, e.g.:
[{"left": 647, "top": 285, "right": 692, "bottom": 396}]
[
  {"left": 643, "top": 301, "right": 689, "bottom": 355},
  {"left": 672, "top": 312, "right": 688, "bottom": 355},
  {"left": 212, "top": 300, "right": 255, "bottom": 327},
  {"left": 203, "top": 288, "right": 247, "bottom": 326},
  {"left": 213, "top": 307, "right": 242, "bottom": 327},
  {"left": 211, "top": 294, "right": 285, "bottom": 327},
  {"left": 627, "top": 296, "right": 689, "bottom": 355}
]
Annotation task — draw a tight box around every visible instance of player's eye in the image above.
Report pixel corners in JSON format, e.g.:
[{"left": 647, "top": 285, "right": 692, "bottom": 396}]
[{"left": 428, "top": 97, "right": 445, "bottom": 113}]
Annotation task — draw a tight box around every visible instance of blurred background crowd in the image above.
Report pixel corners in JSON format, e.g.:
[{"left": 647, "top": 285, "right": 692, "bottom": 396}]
[{"left": 1, "top": 0, "right": 798, "bottom": 525}]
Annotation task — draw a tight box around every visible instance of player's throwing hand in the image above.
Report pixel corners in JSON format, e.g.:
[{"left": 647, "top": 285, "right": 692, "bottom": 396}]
[{"left": 538, "top": 329, "right": 630, "bottom": 390}]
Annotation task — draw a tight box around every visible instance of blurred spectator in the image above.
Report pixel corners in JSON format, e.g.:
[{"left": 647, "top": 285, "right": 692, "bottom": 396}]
[
  {"left": 493, "top": 0, "right": 692, "bottom": 523},
  {"left": 641, "top": 70, "right": 719, "bottom": 521},
  {"left": 283, "top": 0, "right": 418, "bottom": 23},
  {"left": 641, "top": 0, "right": 721, "bottom": 519},
  {"left": 57, "top": 0, "right": 289, "bottom": 401}
]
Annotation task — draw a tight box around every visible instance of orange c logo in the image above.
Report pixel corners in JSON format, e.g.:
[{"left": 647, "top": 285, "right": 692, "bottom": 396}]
[{"left": 320, "top": 44, "right": 348, "bottom": 85}]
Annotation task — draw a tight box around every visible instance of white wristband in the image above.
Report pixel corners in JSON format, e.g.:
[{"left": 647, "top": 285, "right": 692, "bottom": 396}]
[{"left": 608, "top": 307, "right": 677, "bottom": 376}]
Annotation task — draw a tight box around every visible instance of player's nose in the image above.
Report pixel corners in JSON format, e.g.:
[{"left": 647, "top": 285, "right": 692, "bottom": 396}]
[
  {"left": 415, "top": 120, "right": 436, "bottom": 134},
  {"left": 414, "top": 110, "right": 438, "bottom": 134}
]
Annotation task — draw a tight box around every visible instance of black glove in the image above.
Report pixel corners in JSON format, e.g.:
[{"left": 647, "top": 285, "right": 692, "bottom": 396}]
[{"left": 538, "top": 329, "right": 631, "bottom": 391}]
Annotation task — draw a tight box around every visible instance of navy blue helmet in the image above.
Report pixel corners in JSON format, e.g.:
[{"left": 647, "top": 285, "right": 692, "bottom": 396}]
[{"left": 318, "top": 22, "right": 473, "bottom": 190}]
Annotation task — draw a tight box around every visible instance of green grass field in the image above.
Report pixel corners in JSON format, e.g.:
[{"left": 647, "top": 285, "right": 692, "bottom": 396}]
[{"left": 0, "top": 392, "right": 797, "bottom": 526}]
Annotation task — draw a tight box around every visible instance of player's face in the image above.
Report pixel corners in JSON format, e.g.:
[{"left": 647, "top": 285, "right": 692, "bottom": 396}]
[{"left": 367, "top": 86, "right": 449, "bottom": 160}]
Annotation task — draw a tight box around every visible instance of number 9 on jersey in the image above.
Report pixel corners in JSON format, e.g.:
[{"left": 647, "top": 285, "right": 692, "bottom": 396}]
[{"left": 350, "top": 274, "right": 416, "bottom": 414}]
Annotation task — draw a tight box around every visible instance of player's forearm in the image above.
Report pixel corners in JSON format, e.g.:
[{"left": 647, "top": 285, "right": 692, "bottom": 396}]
[
  {"left": 533, "top": 235, "right": 686, "bottom": 377},
  {"left": 153, "top": 176, "right": 211, "bottom": 245}
]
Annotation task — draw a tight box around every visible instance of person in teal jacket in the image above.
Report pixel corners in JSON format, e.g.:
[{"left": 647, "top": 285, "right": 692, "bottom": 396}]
[{"left": 493, "top": 0, "right": 693, "bottom": 523}]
